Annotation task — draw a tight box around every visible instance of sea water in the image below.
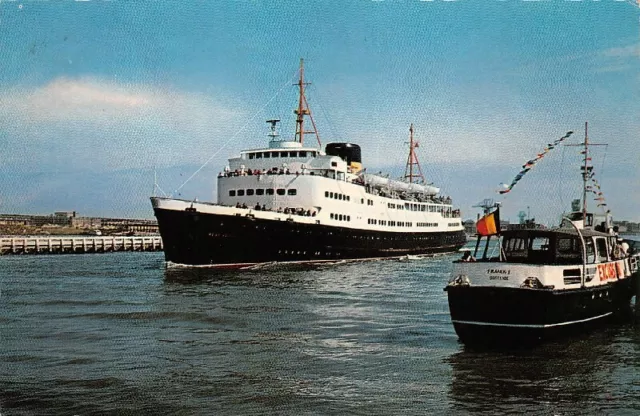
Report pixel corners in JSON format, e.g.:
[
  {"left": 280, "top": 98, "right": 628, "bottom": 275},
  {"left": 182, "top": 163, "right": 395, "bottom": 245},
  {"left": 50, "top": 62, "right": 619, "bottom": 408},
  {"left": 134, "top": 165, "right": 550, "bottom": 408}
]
[{"left": 1, "top": 252, "right": 639, "bottom": 415}]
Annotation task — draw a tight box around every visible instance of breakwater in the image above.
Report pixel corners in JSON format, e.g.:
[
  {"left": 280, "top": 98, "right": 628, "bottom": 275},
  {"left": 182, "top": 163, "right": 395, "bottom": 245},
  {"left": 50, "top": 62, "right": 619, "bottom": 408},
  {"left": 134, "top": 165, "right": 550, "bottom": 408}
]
[{"left": 0, "top": 235, "right": 163, "bottom": 255}]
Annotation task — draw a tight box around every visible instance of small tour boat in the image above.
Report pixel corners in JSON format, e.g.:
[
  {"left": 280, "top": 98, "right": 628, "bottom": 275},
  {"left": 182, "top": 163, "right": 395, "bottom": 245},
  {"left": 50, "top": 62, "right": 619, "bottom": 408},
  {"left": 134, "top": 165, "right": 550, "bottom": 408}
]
[{"left": 445, "top": 123, "right": 640, "bottom": 346}]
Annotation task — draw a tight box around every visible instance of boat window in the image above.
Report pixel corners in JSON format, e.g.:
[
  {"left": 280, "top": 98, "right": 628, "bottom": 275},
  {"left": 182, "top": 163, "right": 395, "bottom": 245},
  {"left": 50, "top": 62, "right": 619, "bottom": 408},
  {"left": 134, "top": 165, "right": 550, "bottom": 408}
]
[
  {"left": 331, "top": 161, "right": 337, "bottom": 167},
  {"left": 229, "top": 190, "right": 236, "bottom": 196},
  {"left": 347, "top": 216, "right": 351, "bottom": 221},
  {"left": 280, "top": 151, "right": 288, "bottom": 157},
  {"left": 325, "top": 191, "right": 329, "bottom": 198},
  {"left": 287, "top": 189, "right": 297, "bottom": 196},
  {"left": 339, "top": 214, "right": 343, "bottom": 221},
  {"left": 338, "top": 194, "right": 343, "bottom": 200},
  {"left": 595, "top": 238, "right": 609, "bottom": 263},
  {"left": 248, "top": 153, "right": 255, "bottom": 160},
  {"left": 289, "top": 151, "right": 297, "bottom": 157},
  {"left": 585, "top": 239, "right": 596, "bottom": 264},
  {"left": 266, "top": 188, "right": 275, "bottom": 195},
  {"left": 256, "top": 153, "right": 263, "bottom": 159},
  {"left": 330, "top": 192, "right": 334, "bottom": 198},
  {"left": 346, "top": 196, "right": 350, "bottom": 202},
  {"left": 246, "top": 189, "right": 255, "bottom": 196},
  {"left": 556, "top": 237, "right": 582, "bottom": 264},
  {"left": 299, "top": 151, "right": 307, "bottom": 157},
  {"left": 237, "top": 190, "right": 245, "bottom": 196},
  {"left": 331, "top": 213, "right": 334, "bottom": 219},
  {"left": 277, "top": 189, "right": 285, "bottom": 196},
  {"left": 503, "top": 237, "right": 527, "bottom": 259},
  {"left": 264, "top": 152, "right": 271, "bottom": 159},
  {"left": 256, "top": 189, "right": 264, "bottom": 196}
]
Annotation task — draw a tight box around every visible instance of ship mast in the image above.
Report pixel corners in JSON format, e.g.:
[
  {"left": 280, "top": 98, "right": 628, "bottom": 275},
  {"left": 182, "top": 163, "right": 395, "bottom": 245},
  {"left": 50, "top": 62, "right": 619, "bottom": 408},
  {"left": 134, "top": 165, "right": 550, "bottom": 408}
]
[
  {"left": 582, "top": 121, "right": 589, "bottom": 222},
  {"left": 294, "top": 58, "right": 321, "bottom": 147},
  {"left": 404, "top": 123, "right": 426, "bottom": 183},
  {"left": 567, "top": 121, "right": 607, "bottom": 226}
]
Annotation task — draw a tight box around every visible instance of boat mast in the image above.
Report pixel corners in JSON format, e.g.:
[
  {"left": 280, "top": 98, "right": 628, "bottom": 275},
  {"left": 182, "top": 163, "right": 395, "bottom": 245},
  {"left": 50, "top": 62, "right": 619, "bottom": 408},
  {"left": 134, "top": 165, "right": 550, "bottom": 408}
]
[
  {"left": 404, "top": 123, "right": 425, "bottom": 183},
  {"left": 294, "top": 58, "right": 321, "bottom": 147},
  {"left": 582, "top": 121, "right": 589, "bottom": 222}
]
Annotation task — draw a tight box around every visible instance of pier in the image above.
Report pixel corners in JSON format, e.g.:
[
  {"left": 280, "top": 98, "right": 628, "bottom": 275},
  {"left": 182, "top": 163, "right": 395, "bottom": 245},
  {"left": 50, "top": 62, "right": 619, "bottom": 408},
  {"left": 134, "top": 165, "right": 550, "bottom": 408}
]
[{"left": 0, "top": 236, "right": 163, "bottom": 255}]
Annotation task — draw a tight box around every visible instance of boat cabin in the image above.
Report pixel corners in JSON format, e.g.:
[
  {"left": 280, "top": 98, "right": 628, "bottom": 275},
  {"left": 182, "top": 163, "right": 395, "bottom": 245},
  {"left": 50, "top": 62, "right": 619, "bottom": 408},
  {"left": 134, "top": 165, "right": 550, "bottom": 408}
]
[{"left": 470, "top": 228, "right": 622, "bottom": 265}]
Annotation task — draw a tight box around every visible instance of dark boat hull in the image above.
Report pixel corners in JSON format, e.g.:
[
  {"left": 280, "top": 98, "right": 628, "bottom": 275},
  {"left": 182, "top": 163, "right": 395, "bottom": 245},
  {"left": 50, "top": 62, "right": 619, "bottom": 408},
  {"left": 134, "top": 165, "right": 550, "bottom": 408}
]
[
  {"left": 154, "top": 207, "right": 466, "bottom": 266},
  {"left": 445, "top": 277, "right": 638, "bottom": 346}
]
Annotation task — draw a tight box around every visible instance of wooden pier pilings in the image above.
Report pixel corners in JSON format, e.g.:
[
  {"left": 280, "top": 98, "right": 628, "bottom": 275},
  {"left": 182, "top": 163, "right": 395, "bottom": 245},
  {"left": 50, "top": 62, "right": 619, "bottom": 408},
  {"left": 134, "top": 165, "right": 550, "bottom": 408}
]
[{"left": 0, "top": 236, "right": 163, "bottom": 255}]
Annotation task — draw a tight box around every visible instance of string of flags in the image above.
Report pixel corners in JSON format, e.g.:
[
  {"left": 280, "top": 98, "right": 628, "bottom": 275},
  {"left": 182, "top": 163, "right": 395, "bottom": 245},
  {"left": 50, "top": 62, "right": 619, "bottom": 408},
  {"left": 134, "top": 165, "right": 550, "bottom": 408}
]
[{"left": 498, "top": 131, "right": 574, "bottom": 195}]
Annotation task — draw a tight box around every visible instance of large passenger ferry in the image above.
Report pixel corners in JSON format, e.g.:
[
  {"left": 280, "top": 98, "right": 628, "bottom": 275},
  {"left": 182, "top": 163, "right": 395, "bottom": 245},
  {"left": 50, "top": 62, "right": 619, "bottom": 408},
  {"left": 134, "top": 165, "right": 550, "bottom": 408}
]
[{"left": 151, "top": 60, "right": 466, "bottom": 267}]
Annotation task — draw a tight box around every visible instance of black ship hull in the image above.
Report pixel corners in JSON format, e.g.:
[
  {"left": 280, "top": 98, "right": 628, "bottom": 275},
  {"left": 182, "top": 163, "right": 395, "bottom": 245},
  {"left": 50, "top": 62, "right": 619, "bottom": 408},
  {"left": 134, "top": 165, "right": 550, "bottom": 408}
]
[
  {"left": 445, "top": 277, "right": 638, "bottom": 346},
  {"left": 154, "top": 207, "right": 466, "bottom": 267}
]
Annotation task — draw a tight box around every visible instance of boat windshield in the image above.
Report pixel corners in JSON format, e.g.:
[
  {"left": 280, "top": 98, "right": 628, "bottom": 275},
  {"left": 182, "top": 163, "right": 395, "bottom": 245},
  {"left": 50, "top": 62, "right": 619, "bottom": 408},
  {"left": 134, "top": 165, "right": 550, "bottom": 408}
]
[{"left": 501, "top": 233, "right": 585, "bottom": 265}]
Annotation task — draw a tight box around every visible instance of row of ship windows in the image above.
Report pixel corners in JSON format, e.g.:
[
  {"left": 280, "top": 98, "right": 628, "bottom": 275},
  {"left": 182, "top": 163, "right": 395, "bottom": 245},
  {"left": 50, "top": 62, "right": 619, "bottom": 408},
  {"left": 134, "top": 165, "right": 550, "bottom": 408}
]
[
  {"left": 330, "top": 213, "right": 351, "bottom": 221},
  {"left": 229, "top": 188, "right": 297, "bottom": 197},
  {"left": 324, "top": 191, "right": 351, "bottom": 202},
  {"left": 367, "top": 219, "right": 413, "bottom": 227},
  {"left": 448, "top": 222, "right": 458, "bottom": 227},
  {"left": 417, "top": 222, "right": 439, "bottom": 227},
  {"left": 388, "top": 202, "right": 447, "bottom": 213},
  {"left": 247, "top": 151, "right": 317, "bottom": 159}
]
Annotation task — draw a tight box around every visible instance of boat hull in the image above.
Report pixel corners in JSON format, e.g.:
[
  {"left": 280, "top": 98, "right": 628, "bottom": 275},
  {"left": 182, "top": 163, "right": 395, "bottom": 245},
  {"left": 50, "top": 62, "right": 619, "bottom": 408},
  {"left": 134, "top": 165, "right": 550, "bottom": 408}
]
[
  {"left": 445, "top": 277, "right": 638, "bottom": 346},
  {"left": 154, "top": 207, "right": 466, "bottom": 267}
]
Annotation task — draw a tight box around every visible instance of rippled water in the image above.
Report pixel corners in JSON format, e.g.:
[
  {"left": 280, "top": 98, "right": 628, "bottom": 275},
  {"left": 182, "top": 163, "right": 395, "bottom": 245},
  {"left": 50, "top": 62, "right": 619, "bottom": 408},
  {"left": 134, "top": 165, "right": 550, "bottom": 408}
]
[{"left": 1, "top": 252, "right": 640, "bottom": 415}]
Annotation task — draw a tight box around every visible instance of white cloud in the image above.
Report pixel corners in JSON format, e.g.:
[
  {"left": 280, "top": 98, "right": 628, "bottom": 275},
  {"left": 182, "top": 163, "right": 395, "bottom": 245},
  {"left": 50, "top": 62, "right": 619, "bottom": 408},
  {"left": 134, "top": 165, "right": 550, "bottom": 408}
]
[{"left": 0, "top": 77, "right": 245, "bottom": 172}]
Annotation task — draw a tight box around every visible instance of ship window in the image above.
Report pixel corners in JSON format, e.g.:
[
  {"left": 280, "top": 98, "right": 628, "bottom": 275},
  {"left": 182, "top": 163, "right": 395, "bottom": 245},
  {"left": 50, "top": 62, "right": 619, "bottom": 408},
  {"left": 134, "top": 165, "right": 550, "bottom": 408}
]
[
  {"left": 361, "top": 198, "right": 364, "bottom": 204},
  {"left": 237, "top": 190, "right": 245, "bottom": 196},
  {"left": 331, "top": 161, "right": 337, "bottom": 167},
  {"left": 331, "top": 213, "right": 334, "bottom": 219},
  {"left": 229, "top": 190, "right": 236, "bottom": 197},
  {"left": 246, "top": 189, "right": 255, "bottom": 196},
  {"left": 249, "top": 154, "right": 255, "bottom": 160},
  {"left": 280, "top": 151, "right": 288, "bottom": 157},
  {"left": 289, "top": 151, "right": 297, "bottom": 157},
  {"left": 264, "top": 152, "right": 271, "bottom": 159},
  {"left": 256, "top": 189, "right": 264, "bottom": 196},
  {"left": 556, "top": 237, "right": 582, "bottom": 264},
  {"left": 346, "top": 196, "right": 350, "bottom": 201},
  {"left": 595, "top": 238, "right": 609, "bottom": 263},
  {"left": 312, "top": 152, "right": 317, "bottom": 157},
  {"left": 339, "top": 194, "right": 343, "bottom": 200},
  {"left": 347, "top": 216, "right": 350, "bottom": 221},
  {"left": 256, "top": 153, "right": 263, "bottom": 159},
  {"left": 421, "top": 205, "right": 426, "bottom": 212},
  {"left": 266, "top": 189, "right": 275, "bottom": 195},
  {"left": 277, "top": 189, "right": 285, "bottom": 196},
  {"left": 329, "top": 192, "right": 334, "bottom": 198},
  {"left": 325, "top": 191, "right": 329, "bottom": 198},
  {"left": 339, "top": 214, "right": 343, "bottom": 221},
  {"left": 299, "top": 151, "right": 307, "bottom": 157},
  {"left": 287, "top": 189, "right": 297, "bottom": 196}
]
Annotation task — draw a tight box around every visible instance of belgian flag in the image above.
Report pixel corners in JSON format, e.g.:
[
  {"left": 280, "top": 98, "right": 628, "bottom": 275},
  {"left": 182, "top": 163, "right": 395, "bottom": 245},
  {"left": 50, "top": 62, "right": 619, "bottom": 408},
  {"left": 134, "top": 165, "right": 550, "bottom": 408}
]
[{"left": 476, "top": 208, "right": 500, "bottom": 236}]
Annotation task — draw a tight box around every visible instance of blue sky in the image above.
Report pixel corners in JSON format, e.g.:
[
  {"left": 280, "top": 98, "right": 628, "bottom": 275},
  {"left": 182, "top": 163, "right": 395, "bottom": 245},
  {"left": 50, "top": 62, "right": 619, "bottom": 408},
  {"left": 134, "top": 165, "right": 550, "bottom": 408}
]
[{"left": 0, "top": 0, "right": 639, "bottom": 224}]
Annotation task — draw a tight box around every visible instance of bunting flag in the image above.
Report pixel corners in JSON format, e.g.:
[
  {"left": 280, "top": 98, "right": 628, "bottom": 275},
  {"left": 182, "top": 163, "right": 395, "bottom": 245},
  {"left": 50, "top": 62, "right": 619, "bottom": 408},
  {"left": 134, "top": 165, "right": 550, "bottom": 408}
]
[
  {"left": 499, "top": 131, "right": 574, "bottom": 194},
  {"left": 476, "top": 208, "right": 501, "bottom": 236}
]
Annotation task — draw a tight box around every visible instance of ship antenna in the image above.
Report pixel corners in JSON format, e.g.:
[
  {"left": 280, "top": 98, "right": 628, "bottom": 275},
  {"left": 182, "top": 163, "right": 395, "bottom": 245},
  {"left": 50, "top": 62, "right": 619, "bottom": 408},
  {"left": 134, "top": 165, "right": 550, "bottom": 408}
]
[
  {"left": 294, "top": 58, "right": 321, "bottom": 147},
  {"left": 404, "top": 123, "right": 426, "bottom": 184}
]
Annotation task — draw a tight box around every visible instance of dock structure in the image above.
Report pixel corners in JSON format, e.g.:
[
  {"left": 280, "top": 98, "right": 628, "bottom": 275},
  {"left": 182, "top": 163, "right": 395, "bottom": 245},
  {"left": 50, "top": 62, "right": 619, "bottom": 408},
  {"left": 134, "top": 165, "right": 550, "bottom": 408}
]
[{"left": 0, "top": 236, "right": 163, "bottom": 255}]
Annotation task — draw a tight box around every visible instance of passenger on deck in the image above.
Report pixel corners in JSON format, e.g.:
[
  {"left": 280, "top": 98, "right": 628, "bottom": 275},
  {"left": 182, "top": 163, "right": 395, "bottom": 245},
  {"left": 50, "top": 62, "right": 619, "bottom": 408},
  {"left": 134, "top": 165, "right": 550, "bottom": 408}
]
[
  {"left": 461, "top": 250, "right": 476, "bottom": 262},
  {"left": 236, "top": 202, "right": 241, "bottom": 208},
  {"left": 241, "top": 203, "right": 248, "bottom": 209},
  {"left": 261, "top": 204, "right": 266, "bottom": 211},
  {"left": 255, "top": 203, "right": 261, "bottom": 210}
]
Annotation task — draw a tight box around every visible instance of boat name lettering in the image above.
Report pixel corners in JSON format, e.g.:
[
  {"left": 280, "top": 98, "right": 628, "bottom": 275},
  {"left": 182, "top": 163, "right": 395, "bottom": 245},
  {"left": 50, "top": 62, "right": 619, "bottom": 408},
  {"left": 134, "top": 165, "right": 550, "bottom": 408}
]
[
  {"left": 487, "top": 269, "right": 511, "bottom": 275},
  {"left": 597, "top": 262, "right": 618, "bottom": 282}
]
